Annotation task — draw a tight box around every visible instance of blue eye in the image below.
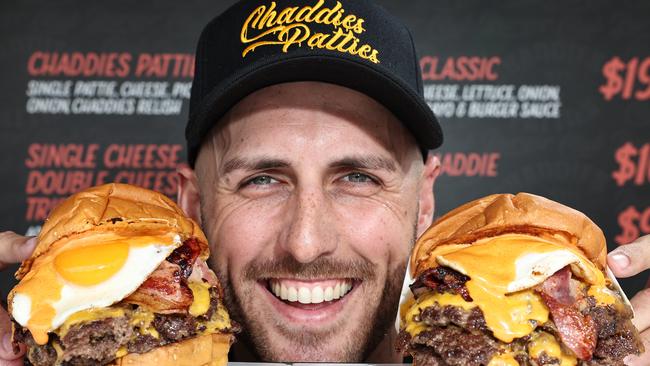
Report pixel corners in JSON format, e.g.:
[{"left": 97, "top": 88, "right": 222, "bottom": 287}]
[
  {"left": 247, "top": 175, "right": 276, "bottom": 185},
  {"left": 343, "top": 172, "right": 376, "bottom": 183}
]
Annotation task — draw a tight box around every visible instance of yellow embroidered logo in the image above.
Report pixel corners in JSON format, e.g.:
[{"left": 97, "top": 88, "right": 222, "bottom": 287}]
[{"left": 240, "top": 0, "right": 380, "bottom": 64}]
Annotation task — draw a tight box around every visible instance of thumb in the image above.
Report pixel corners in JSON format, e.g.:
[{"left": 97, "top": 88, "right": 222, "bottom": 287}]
[
  {"left": 607, "top": 235, "right": 650, "bottom": 278},
  {"left": 0, "top": 232, "right": 36, "bottom": 270}
]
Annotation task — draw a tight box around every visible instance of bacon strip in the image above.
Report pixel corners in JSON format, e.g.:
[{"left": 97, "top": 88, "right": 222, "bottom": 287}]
[
  {"left": 188, "top": 259, "right": 224, "bottom": 298},
  {"left": 411, "top": 267, "right": 472, "bottom": 301},
  {"left": 539, "top": 267, "right": 575, "bottom": 305},
  {"left": 125, "top": 260, "right": 193, "bottom": 313},
  {"left": 538, "top": 267, "right": 597, "bottom": 360},
  {"left": 166, "top": 237, "right": 202, "bottom": 278}
]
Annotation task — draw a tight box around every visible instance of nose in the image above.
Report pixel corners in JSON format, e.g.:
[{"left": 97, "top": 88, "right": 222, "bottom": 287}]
[{"left": 280, "top": 186, "right": 337, "bottom": 263}]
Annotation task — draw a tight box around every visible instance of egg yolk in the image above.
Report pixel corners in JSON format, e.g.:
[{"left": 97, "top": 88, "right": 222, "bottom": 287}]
[{"left": 54, "top": 242, "right": 129, "bottom": 286}]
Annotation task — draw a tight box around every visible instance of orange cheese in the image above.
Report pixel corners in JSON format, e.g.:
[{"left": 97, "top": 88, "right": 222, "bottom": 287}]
[
  {"left": 528, "top": 332, "right": 577, "bottom": 366},
  {"left": 404, "top": 234, "right": 609, "bottom": 344}
]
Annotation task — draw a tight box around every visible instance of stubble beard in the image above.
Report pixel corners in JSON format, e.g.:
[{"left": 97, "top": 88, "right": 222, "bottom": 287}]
[{"left": 216, "top": 254, "right": 409, "bottom": 362}]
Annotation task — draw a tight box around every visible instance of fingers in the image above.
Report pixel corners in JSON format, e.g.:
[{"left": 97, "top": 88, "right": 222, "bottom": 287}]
[
  {"left": 607, "top": 234, "right": 650, "bottom": 278},
  {"left": 0, "top": 232, "right": 36, "bottom": 270},
  {"left": 0, "top": 232, "right": 32, "bottom": 364},
  {"left": 607, "top": 236, "right": 650, "bottom": 364},
  {"left": 0, "top": 337, "right": 24, "bottom": 365},
  {"left": 624, "top": 329, "right": 650, "bottom": 366},
  {"left": 0, "top": 305, "right": 24, "bottom": 364},
  {"left": 630, "top": 288, "right": 650, "bottom": 332}
]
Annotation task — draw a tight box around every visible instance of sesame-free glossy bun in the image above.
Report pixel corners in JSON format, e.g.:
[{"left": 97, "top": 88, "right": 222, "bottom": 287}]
[
  {"left": 16, "top": 183, "right": 208, "bottom": 280},
  {"left": 411, "top": 193, "right": 607, "bottom": 277},
  {"left": 113, "top": 333, "right": 234, "bottom": 366}
]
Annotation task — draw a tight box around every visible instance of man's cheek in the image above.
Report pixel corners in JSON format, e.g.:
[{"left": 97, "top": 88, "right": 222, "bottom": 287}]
[
  {"left": 213, "top": 204, "right": 274, "bottom": 259},
  {"left": 335, "top": 205, "right": 408, "bottom": 256},
  {"left": 218, "top": 198, "right": 284, "bottom": 241}
]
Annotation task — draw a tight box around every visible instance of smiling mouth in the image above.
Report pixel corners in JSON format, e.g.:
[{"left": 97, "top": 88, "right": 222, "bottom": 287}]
[{"left": 266, "top": 278, "right": 356, "bottom": 305}]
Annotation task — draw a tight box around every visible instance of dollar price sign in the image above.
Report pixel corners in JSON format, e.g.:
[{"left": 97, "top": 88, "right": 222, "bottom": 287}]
[
  {"left": 615, "top": 206, "right": 640, "bottom": 245},
  {"left": 612, "top": 142, "right": 637, "bottom": 186},
  {"left": 599, "top": 57, "right": 625, "bottom": 100}
]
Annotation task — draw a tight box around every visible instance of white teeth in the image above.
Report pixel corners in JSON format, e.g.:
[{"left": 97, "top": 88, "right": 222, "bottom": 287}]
[
  {"left": 312, "top": 287, "right": 324, "bottom": 303},
  {"left": 288, "top": 287, "right": 298, "bottom": 302},
  {"left": 324, "top": 287, "right": 333, "bottom": 301},
  {"left": 269, "top": 280, "right": 354, "bottom": 304},
  {"left": 298, "top": 287, "right": 311, "bottom": 304},
  {"left": 333, "top": 283, "right": 341, "bottom": 299}
]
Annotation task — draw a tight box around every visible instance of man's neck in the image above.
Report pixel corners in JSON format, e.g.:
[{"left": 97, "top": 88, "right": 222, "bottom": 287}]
[
  {"left": 365, "top": 328, "right": 402, "bottom": 363},
  {"left": 229, "top": 329, "right": 402, "bottom": 363}
]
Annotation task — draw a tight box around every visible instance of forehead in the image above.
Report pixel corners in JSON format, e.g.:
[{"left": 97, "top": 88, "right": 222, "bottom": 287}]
[{"left": 196, "top": 81, "right": 418, "bottom": 166}]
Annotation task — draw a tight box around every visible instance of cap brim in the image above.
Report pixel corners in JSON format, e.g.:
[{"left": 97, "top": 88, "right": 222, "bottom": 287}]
[{"left": 186, "top": 55, "right": 443, "bottom": 166}]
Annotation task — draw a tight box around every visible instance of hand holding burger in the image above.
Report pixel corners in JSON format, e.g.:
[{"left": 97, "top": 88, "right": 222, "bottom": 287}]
[
  {"left": 8, "top": 183, "right": 237, "bottom": 366},
  {"left": 398, "top": 193, "right": 644, "bottom": 365}
]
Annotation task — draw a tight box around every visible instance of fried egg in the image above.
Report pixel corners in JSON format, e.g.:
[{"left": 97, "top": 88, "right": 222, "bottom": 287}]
[
  {"left": 434, "top": 234, "right": 604, "bottom": 294},
  {"left": 11, "top": 231, "right": 181, "bottom": 345}
]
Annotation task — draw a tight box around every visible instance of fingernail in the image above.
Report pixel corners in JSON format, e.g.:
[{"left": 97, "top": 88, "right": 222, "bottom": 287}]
[{"left": 609, "top": 252, "right": 631, "bottom": 268}]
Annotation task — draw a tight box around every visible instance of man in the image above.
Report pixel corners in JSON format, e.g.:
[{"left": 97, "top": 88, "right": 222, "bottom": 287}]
[
  {"left": 172, "top": 0, "right": 443, "bottom": 360},
  {"left": 1, "top": 0, "right": 650, "bottom": 364}
]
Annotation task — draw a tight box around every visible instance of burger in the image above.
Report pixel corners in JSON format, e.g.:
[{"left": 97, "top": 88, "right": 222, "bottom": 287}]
[
  {"left": 397, "top": 193, "right": 643, "bottom": 366},
  {"left": 9, "top": 183, "right": 238, "bottom": 366}
]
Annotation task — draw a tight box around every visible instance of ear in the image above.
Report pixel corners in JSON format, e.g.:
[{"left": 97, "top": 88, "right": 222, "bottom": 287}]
[
  {"left": 176, "top": 163, "right": 202, "bottom": 225},
  {"left": 416, "top": 152, "right": 441, "bottom": 237}
]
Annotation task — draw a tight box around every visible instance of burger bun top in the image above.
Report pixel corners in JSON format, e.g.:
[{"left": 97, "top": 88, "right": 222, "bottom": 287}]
[
  {"left": 412, "top": 193, "right": 607, "bottom": 277},
  {"left": 16, "top": 183, "right": 208, "bottom": 280}
]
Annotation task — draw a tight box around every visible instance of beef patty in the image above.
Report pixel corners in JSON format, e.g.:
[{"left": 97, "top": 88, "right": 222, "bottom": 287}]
[{"left": 14, "top": 288, "right": 237, "bottom": 366}]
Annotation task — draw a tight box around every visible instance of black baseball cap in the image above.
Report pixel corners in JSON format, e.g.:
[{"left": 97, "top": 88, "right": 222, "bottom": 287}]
[{"left": 186, "top": 0, "right": 443, "bottom": 166}]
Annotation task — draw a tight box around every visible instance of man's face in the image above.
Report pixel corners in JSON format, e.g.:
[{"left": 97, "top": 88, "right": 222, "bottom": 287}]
[{"left": 192, "top": 82, "right": 430, "bottom": 361}]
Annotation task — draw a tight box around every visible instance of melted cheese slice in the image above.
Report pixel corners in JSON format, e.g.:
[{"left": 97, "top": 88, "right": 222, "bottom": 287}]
[
  {"left": 201, "top": 303, "right": 232, "bottom": 334},
  {"left": 528, "top": 331, "right": 577, "bottom": 366},
  {"left": 51, "top": 283, "right": 231, "bottom": 344},
  {"left": 188, "top": 281, "right": 212, "bottom": 316},
  {"left": 58, "top": 307, "right": 126, "bottom": 337},
  {"left": 405, "top": 286, "right": 549, "bottom": 342}
]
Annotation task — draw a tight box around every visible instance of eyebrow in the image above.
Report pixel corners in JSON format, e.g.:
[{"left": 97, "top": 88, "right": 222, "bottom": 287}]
[
  {"left": 221, "top": 157, "right": 290, "bottom": 175},
  {"left": 220, "top": 154, "right": 398, "bottom": 176},
  {"left": 330, "top": 155, "right": 397, "bottom": 172}
]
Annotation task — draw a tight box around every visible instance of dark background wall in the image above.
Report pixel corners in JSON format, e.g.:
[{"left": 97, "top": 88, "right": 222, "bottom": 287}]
[{"left": 1, "top": 0, "right": 649, "bottom": 301}]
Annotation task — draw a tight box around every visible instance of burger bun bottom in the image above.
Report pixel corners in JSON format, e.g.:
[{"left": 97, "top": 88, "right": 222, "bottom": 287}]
[{"left": 112, "top": 333, "right": 233, "bottom": 366}]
